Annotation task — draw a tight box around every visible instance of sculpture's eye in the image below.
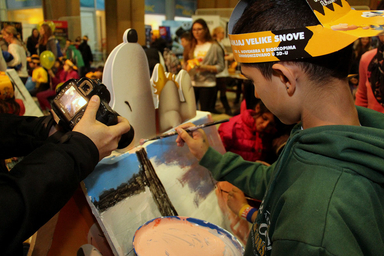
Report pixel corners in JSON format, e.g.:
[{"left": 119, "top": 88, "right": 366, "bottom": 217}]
[{"left": 125, "top": 101, "right": 132, "bottom": 112}]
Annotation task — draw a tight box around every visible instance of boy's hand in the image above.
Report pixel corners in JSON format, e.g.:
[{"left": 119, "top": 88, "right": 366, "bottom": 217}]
[
  {"left": 73, "top": 95, "right": 131, "bottom": 161},
  {"left": 227, "top": 187, "right": 248, "bottom": 216},
  {"left": 176, "top": 122, "right": 209, "bottom": 161}
]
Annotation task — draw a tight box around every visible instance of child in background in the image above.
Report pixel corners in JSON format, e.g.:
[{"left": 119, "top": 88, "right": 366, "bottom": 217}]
[
  {"left": 218, "top": 99, "right": 275, "bottom": 162},
  {"left": 36, "top": 59, "right": 79, "bottom": 113},
  {"left": 0, "top": 72, "right": 25, "bottom": 116},
  {"left": 25, "top": 54, "right": 49, "bottom": 95}
]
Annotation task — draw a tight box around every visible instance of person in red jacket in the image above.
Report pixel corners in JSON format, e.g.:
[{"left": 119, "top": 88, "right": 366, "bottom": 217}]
[
  {"left": 37, "top": 59, "right": 79, "bottom": 112},
  {"left": 218, "top": 99, "right": 276, "bottom": 162}
]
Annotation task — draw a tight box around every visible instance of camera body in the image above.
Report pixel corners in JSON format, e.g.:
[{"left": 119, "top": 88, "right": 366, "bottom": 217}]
[
  {"left": 52, "top": 77, "right": 134, "bottom": 149},
  {"left": 52, "top": 77, "right": 117, "bottom": 129}
]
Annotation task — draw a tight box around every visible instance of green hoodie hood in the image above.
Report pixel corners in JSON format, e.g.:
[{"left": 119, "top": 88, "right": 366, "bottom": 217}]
[{"left": 290, "top": 106, "right": 384, "bottom": 185}]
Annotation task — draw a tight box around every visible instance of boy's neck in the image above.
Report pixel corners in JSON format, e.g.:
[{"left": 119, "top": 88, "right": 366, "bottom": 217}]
[{"left": 301, "top": 80, "right": 360, "bottom": 129}]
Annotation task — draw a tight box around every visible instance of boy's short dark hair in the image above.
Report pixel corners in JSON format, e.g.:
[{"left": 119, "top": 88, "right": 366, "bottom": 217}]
[
  {"left": 180, "top": 32, "right": 191, "bottom": 41},
  {"left": 233, "top": 0, "right": 353, "bottom": 83}
]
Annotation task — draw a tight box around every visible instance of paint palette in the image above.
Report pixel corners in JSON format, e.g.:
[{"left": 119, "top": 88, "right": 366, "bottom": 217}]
[{"left": 133, "top": 216, "right": 244, "bottom": 256}]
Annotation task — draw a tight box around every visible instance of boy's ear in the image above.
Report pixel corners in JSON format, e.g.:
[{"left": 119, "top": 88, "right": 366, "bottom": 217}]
[{"left": 272, "top": 63, "right": 296, "bottom": 96}]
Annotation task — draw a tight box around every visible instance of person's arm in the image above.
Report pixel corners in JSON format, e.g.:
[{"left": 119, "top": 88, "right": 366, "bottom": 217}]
[
  {"left": 6, "top": 44, "right": 21, "bottom": 67},
  {"left": 214, "top": 43, "right": 225, "bottom": 74},
  {"left": 227, "top": 186, "right": 258, "bottom": 223},
  {"left": 0, "top": 130, "right": 99, "bottom": 254},
  {"left": 48, "top": 69, "right": 64, "bottom": 86},
  {"left": 47, "top": 38, "right": 58, "bottom": 58},
  {"left": 200, "top": 147, "right": 272, "bottom": 199},
  {"left": 225, "top": 53, "right": 234, "bottom": 61},
  {"left": 199, "top": 43, "right": 225, "bottom": 74},
  {"left": 88, "top": 45, "right": 93, "bottom": 63},
  {"left": 0, "top": 96, "right": 132, "bottom": 254},
  {"left": 0, "top": 114, "right": 55, "bottom": 158},
  {"left": 176, "top": 123, "right": 273, "bottom": 199},
  {"left": 0, "top": 51, "right": 6, "bottom": 72}
]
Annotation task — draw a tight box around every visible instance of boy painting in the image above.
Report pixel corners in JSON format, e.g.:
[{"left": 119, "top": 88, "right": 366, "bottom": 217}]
[{"left": 176, "top": 0, "right": 384, "bottom": 255}]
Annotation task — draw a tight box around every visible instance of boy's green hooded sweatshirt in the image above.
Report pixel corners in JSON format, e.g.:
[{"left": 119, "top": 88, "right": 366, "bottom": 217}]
[{"left": 200, "top": 106, "right": 384, "bottom": 256}]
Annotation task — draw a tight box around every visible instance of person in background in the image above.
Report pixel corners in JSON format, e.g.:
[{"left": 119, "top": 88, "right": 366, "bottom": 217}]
[
  {"left": 143, "top": 32, "right": 167, "bottom": 76},
  {"left": 94, "top": 65, "right": 103, "bottom": 80},
  {"left": 16, "top": 33, "right": 28, "bottom": 55},
  {"left": 61, "top": 39, "right": 72, "bottom": 57},
  {"left": 25, "top": 54, "right": 49, "bottom": 96},
  {"left": 355, "top": 33, "right": 384, "bottom": 113},
  {"left": 51, "top": 57, "right": 65, "bottom": 78},
  {"left": 0, "top": 50, "right": 7, "bottom": 72},
  {"left": 74, "top": 36, "right": 81, "bottom": 49},
  {"left": 354, "top": 2, "right": 384, "bottom": 112},
  {"left": 212, "top": 26, "right": 234, "bottom": 115},
  {"left": 38, "top": 23, "right": 57, "bottom": 58},
  {"left": 54, "top": 59, "right": 79, "bottom": 82},
  {"left": 184, "top": 19, "right": 224, "bottom": 113},
  {"left": 78, "top": 35, "right": 93, "bottom": 77},
  {"left": 176, "top": 0, "right": 384, "bottom": 255},
  {"left": 0, "top": 72, "right": 25, "bottom": 116},
  {"left": 37, "top": 59, "right": 79, "bottom": 113},
  {"left": 348, "top": 37, "right": 372, "bottom": 95},
  {"left": 351, "top": 37, "right": 372, "bottom": 74},
  {"left": 1, "top": 25, "right": 28, "bottom": 84},
  {"left": 163, "top": 47, "right": 181, "bottom": 74},
  {"left": 180, "top": 32, "right": 191, "bottom": 69},
  {"left": 26, "top": 28, "right": 39, "bottom": 57},
  {"left": 180, "top": 32, "right": 191, "bottom": 49},
  {"left": 218, "top": 99, "right": 276, "bottom": 162},
  {"left": 64, "top": 40, "right": 85, "bottom": 72},
  {"left": 0, "top": 38, "right": 7, "bottom": 52}
]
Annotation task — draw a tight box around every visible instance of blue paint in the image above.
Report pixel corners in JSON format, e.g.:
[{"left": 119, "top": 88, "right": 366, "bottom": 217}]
[
  {"left": 83, "top": 152, "right": 141, "bottom": 201},
  {"left": 83, "top": 114, "right": 221, "bottom": 204}
]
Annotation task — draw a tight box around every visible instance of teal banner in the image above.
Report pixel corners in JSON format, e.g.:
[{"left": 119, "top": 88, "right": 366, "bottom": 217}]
[
  {"left": 80, "top": 0, "right": 95, "bottom": 8},
  {"left": 175, "top": 0, "right": 196, "bottom": 17},
  {"left": 145, "top": 0, "right": 196, "bottom": 16},
  {"left": 6, "top": 0, "right": 41, "bottom": 10},
  {"left": 145, "top": 0, "right": 166, "bottom": 15},
  {"left": 96, "top": 0, "right": 104, "bottom": 10}
]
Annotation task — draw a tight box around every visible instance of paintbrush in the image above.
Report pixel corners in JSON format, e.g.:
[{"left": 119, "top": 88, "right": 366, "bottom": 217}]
[
  {"left": 139, "top": 119, "right": 229, "bottom": 145},
  {"left": 220, "top": 189, "right": 261, "bottom": 203}
]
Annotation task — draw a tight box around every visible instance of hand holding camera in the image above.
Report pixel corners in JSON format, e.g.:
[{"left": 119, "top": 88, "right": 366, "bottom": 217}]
[
  {"left": 73, "top": 95, "right": 131, "bottom": 160},
  {"left": 52, "top": 78, "right": 134, "bottom": 157}
]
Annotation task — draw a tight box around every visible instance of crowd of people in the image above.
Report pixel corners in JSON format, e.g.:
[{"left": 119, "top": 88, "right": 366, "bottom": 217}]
[{"left": 0, "top": 23, "right": 101, "bottom": 116}]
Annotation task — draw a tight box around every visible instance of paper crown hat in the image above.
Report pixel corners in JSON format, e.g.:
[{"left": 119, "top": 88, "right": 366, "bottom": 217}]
[
  {"left": 228, "top": 0, "right": 384, "bottom": 64},
  {"left": 65, "top": 59, "right": 78, "bottom": 70}
]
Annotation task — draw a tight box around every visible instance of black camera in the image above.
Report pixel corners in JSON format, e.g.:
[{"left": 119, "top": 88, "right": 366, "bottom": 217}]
[{"left": 52, "top": 77, "right": 134, "bottom": 149}]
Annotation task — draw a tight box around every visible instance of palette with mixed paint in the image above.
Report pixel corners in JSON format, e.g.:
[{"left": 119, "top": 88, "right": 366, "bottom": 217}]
[{"left": 133, "top": 216, "right": 244, "bottom": 256}]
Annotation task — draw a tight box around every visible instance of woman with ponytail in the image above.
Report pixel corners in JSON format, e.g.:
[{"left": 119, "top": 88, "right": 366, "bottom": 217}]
[{"left": 1, "top": 25, "right": 28, "bottom": 84}]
